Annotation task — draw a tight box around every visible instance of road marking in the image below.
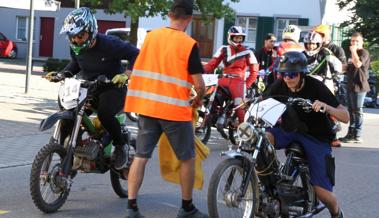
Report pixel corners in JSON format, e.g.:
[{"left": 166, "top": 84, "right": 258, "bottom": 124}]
[{"left": 0, "top": 210, "right": 9, "bottom": 214}]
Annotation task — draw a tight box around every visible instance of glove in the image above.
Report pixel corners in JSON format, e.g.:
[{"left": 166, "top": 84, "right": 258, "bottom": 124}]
[
  {"left": 112, "top": 73, "right": 128, "bottom": 87},
  {"left": 44, "top": 72, "right": 65, "bottom": 82}
]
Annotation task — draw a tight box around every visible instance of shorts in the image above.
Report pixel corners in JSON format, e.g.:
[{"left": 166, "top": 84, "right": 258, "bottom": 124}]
[
  {"left": 267, "top": 128, "right": 335, "bottom": 192},
  {"left": 135, "top": 115, "right": 195, "bottom": 160}
]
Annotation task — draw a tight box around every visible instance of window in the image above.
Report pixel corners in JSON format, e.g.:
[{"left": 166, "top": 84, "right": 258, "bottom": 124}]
[
  {"left": 236, "top": 16, "right": 257, "bottom": 43},
  {"left": 276, "top": 18, "right": 298, "bottom": 41},
  {"left": 17, "top": 17, "right": 27, "bottom": 41},
  {"left": 16, "top": 16, "right": 36, "bottom": 41}
]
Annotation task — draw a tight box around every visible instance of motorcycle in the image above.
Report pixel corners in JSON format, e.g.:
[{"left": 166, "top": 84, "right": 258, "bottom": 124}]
[
  {"left": 334, "top": 74, "right": 348, "bottom": 106},
  {"left": 364, "top": 70, "right": 378, "bottom": 108},
  {"left": 195, "top": 73, "right": 241, "bottom": 145},
  {"left": 30, "top": 76, "right": 135, "bottom": 213},
  {"left": 207, "top": 97, "right": 326, "bottom": 218}
]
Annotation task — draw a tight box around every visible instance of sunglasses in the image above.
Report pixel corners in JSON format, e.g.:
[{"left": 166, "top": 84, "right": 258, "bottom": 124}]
[{"left": 279, "top": 72, "right": 300, "bottom": 79}]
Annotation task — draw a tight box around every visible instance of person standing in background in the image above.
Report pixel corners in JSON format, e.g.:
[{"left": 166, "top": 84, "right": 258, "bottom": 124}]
[{"left": 339, "top": 32, "right": 370, "bottom": 143}]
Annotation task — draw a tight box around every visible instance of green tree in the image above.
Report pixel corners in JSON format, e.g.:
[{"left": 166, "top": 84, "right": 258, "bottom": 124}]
[
  {"left": 83, "top": 0, "right": 239, "bottom": 45},
  {"left": 337, "top": 0, "right": 379, "bottom": 45}
]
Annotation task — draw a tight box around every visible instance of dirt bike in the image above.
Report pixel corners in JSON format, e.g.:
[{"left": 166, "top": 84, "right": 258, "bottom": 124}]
[
  {"left": 208, "top": 97, "right": 326, "bottom": 218},
  {"left": 30, "top": 76, "right": 135, "bottom": 213},
  {"left": 195, "top": 74, "right": 240, "bottom": 145}
]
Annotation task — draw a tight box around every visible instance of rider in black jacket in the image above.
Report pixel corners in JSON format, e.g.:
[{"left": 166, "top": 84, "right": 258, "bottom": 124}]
[{"left": 46, "top": 7, "right": 139, "bottom": 170}]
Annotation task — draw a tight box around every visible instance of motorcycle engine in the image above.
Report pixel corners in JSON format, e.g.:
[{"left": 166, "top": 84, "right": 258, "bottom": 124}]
[{"left": 73, "top": 137, "right": 101, "bottom": 172}]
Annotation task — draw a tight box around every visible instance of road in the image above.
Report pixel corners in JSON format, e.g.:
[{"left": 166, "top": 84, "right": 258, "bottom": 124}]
[{"left": 1, "top": 58, "right": 379, "bottom": 217}]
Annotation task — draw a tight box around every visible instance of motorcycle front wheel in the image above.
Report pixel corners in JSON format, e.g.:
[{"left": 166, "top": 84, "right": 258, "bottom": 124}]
[
  {"left": 208, "top": 158, "right": 259, "bottom": 218},
  {"left": 29, "top": 143, "right": 69, "bottom": 213}
]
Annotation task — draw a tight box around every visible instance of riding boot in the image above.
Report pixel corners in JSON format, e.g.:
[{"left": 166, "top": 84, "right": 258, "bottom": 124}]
[{"left": 339, "top": 127, "right": 355, "bottom": 142}]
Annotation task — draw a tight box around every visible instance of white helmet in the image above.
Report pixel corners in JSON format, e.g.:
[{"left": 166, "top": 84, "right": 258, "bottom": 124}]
[
  {"left": 303, "top": 31, "right": 323, "bottom": 56},
  {"left": 227, "top": 26, "right": 246, "bottom": 47},
  {"left": 282, "top": 25, "right": 301, "bottom": 43}
]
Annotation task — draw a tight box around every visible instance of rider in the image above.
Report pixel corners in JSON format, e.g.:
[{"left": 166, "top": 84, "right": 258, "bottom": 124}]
[
  {"left": 264, "top": 51, "right": 349, "bottom": 218},
  {"left": 203, "top": 25, "right": 258, "bottom": 124},
  {"left": 254, "top": 33, "right": 278, "bottom": 87},
  {"left": 312, "top": 24, "right": 347, "bottom": 68},
  {"left": 45, "top": 7, "right": 139, "bottom": 170}
]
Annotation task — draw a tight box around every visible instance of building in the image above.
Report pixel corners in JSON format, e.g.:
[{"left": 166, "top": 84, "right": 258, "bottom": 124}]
[{"left": 0, "top": 0, "right": 351, "bottom": 59}]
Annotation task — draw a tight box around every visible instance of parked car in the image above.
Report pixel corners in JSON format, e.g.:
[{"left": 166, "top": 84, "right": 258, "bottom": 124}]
[
  {"left": 0, "top": 32, "right": 17, "bottom": 59},
  {"left": 105, "top": 27, "right": 150, "bottom": 49}
]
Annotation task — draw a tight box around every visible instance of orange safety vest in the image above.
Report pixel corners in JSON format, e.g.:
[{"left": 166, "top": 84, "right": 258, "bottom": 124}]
[{"left": 124, "top": 27, "right": 196, "bottom": 121}]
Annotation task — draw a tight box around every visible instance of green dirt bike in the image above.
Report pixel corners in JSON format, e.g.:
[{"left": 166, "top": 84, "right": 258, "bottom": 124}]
[{"left": 29, "top": 76, "right": 135, "bottom": 213}]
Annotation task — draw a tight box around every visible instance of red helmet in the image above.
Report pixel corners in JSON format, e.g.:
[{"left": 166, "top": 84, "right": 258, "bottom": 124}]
[{"left": 227, "top": 26, "right": 246, "bottom": 47}]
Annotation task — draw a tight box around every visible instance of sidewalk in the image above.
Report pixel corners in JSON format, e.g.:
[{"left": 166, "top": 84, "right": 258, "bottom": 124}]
[{"left": 0, "top": 58, "right": 59, "bottom": 168}]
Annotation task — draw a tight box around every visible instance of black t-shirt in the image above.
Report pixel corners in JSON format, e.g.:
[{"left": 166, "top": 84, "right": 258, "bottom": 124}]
[
  {"left": 64, "top": 33, "right": 140, "bottom": 80},
  {"left": 265, "top": 76, "right": 339, "bottom": 143},
  {"left": 188, "top": 44, "right": 204, "bottom": 75}
]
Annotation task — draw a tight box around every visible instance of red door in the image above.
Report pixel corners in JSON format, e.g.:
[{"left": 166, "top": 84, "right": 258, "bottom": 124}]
[
  {"left": 39, "top": 17, "right": 55, "bottom": 57},
  {"left": 97, "top": 20, "right": 125, "bottom": 34}
]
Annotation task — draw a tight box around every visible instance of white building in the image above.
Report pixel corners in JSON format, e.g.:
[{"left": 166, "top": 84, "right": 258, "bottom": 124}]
[{"left": 0, "top": 0, "right": 351, "bottom": 59}]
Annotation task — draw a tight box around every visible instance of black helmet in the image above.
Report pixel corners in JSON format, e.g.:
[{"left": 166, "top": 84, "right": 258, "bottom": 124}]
[{"left": 278, "top": 51, "right": 309, "bottom": 73}]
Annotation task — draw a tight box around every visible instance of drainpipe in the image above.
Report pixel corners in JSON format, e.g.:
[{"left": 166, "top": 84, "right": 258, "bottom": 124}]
[
  {"left": 25, "top": 0, "right": 35, "bottom": 94},
  {"left": 75, "top": 0, "right": 79, "bottom": 8}
]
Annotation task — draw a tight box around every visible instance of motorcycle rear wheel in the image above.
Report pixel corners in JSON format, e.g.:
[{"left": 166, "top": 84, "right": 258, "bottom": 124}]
[
  {"left": 110, "top": 168, "right": 128, "bottom": 198},
  {"left": 208, "top": 158, "right": 259, "bottom": 218},
  {"left": 30, "top": 143, "right": 68, "bottom": 213}
]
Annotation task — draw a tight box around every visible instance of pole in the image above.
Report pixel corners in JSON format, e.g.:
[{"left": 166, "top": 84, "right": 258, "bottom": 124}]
[
  {"left": 75, "top": 0, "right": 79, "bottom": 8},
  {"left": 25, "top": 0, "right": 35, "bottom": 94}
]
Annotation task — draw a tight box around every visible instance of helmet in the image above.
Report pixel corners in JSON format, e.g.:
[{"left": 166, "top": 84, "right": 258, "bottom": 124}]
[
  {"left": 312, "top": 24, "right": 330, "bottom": 37},
  {"left": 60, "top": 7, "right": 98, "bottom": 55},
  {"left": 278, "top": 51, "right": 309, "bottom": 73},
  {"left": 303, "top": 31, "right": 323, "bottom": 56},
  {"left": 282, "top": 25, "right": 301, "bottom": 42},
  {"left": 227, "top": 26, "right": 246, "bottom": 47}
]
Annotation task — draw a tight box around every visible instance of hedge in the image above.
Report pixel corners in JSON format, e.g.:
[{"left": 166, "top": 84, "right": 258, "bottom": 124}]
[{"left": 43, "top": 58, "right": 70, "bottom": 73}]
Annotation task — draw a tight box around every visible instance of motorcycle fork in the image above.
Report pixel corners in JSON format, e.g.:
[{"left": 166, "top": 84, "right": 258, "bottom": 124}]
[{"left": 60, "top": 107, "right": 85, "bottom": 177}]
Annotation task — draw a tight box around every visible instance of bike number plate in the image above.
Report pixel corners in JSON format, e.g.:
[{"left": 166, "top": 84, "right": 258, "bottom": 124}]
[
  {"left": 245, "top": 98, "right": 286, "bottom": 126},
  {"left": 61, "top": 78, "right": 81, "bottom": 102},
  {"left": 202, "top": 74, "right": 219, "bottom": 86}
]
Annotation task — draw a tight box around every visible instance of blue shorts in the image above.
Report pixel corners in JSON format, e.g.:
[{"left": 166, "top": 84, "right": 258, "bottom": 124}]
[
  {"left": 268, "top": 128, "right": 334, "bottom": 192},
  {"left": 135, "top": 115, "right": 195, "bottom": 160}
]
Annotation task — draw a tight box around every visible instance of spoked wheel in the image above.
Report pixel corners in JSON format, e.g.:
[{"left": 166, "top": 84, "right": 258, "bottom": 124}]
[
  {"left": 30, "top": 143, "right": 69, "bottom": 213},
  {"left": 286, "top": 165, "right": 317, "bottom": 217},
  {"left": 208, "top": 158, "right": 259, "bottom": 218},
  {"left": 110, "top": 146, "right": 135, "bottom": 198},
  {"left": 195, "top": 110, "right": 212, "bottom": 144},
  {"left": 110, "top": 168, "right": 128, "bottom": 198}
]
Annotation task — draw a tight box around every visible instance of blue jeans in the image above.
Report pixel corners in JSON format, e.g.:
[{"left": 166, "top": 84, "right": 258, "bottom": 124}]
[{"left": 347, "top": 91, "right": 366, "bottom": 137}]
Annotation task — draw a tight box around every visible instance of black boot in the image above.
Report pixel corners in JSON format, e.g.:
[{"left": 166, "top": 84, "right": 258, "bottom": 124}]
[
  {"left": 113, "top": 144, "right": 128, "bottom": 170},
  {"left": 339, "top": 127, "right": 355, "bottom": 143}
]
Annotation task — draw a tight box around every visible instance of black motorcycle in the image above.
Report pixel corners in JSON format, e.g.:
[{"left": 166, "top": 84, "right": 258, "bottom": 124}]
[
  {"left": 364, "top": 70, "right": 378, "bottom": 108},
  {"left": 207, "top": 97, "right": 326, "bottom": 218},
  {"left": 30, "top": 76, "right": 134, "bottom": 213},
  {"left": 195, "top": 74, "right": 240, "bottom": 145}
]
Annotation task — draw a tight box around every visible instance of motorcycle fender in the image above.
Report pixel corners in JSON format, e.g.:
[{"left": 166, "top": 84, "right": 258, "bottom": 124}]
[
  {"left": 222, "top": 150, "right": 254, "bottom": 164},
  {"left": 39, "top": 111, "right": 75, "bottom": 131}
]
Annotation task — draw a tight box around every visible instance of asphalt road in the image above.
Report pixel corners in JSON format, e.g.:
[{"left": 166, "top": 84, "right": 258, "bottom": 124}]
[{"left": 1, "top": 132, "right": 379, "bottom": 218}]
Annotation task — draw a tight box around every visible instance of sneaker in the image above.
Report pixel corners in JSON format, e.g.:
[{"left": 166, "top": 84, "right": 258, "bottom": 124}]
[
  {"left": 354, "top": 137, "right": 363, "bottom": 143},
  {"left": 125, "top": 209, "right": 145, "bottom": 218},
  {"left": 339, "top": 134, "right": 355, "bottom": 143},
  {"left": 113, "top": 144, "right": 128, "bottom": 170},
  {"left": 176, "top": 208, "right": 208, "bottom": 218},
  {"left": 331, "top": 139, "right": 341, "bottom": 147}
]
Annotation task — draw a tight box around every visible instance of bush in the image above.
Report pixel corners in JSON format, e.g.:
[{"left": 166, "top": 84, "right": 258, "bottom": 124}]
[
  {"left": 371, "top": 60, "right": 379, "bottom": 76},
  {"left": 43, "top": 58, "right": 70, "bottom": 73}
]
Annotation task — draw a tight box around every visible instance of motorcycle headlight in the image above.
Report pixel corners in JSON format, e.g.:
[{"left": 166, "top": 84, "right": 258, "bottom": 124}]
[{"left": 236, "top": 122, "right": 257, "bottom": 142}]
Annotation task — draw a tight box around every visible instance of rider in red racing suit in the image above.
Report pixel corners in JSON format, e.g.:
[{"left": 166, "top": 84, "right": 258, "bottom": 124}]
[{"left": 203, "top": 26, "right": 258, "bottom": 124}]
